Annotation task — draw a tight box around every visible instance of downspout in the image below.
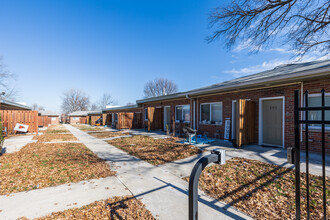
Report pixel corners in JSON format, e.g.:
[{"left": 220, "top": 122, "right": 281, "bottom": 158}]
[
  {"left": 193, "top": 100, "right": 196, "bottom": 129},
  {"left": 300, "top": 82, "right": 304, "bottom": 142},
  {"left": 186, "top": 94, "right": 195, "bottom": 129}
]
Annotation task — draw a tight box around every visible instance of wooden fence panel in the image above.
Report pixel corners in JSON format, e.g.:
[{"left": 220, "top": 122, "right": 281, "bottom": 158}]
[
  {"left": 236, "top": 100, "right": 256, "bottom": 147},
  {"left": 38, "top": 116, "right": 52, "bottom": 127},
  {"left": 80, "top": 117, "right": 87, "bottom": 124},
  {"left": 133, "top": 112, "right": 143, "bottom": 129},
  {"left": 0, "top": 110, "right": 38, "bottom": 134}
]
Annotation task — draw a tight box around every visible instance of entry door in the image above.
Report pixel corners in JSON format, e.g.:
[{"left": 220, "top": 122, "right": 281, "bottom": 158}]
[
  {"left": 232, "top": 101, "right": 237, "bottom": 140},
  {"left": 262, "top": 99, "right": 283, "bottom": 146},
  {"left": 148, "top": 107, "right": 155, "bottom": 131},
  {"left": 164, "top": 106, "right": 171, "bottom": 131}
]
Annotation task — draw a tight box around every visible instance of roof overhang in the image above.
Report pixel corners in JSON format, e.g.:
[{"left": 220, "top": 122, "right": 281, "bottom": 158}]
[
  {"left": 102, "top": 105, "right": 142, "bottom": 113},
  {"left": 186, "top": 67, "right": 330, "bottom": 97},
  {"left": 0, "top": 99, "right": 32, "bottom": 110}
]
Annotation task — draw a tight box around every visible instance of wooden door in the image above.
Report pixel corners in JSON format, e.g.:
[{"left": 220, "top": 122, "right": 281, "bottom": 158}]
[
  {"left": 262, "top": 99, "right": 283, "bottom": 146},
  {"left": 154, "top": 107, "right": 163, "bottom": 130},
  {"left": 120, "top": 113, "right": 134, "bottom": 129},
  {"left": 236, "top": 99, "right": 256, "bottom": 147},
  {"left": 148, "top": 107, "right": 155, "bottom": 131},
  {"left": 133, "top": 112, "right": 142, "bottom": 129},
  {"left": 164, "top": 106, "right": 171, "bottom": 131}
]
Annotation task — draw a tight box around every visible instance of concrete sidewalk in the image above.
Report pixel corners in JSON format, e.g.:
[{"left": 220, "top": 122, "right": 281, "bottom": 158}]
[
  {"left": 65, "top": 124, "right": 252, "bottom": 220},
  {"left": 2, "top": 135, "right": 36, "bottom": 154},
  {"left": 0, "top": 176, "right": 130, "bottom": 219}
]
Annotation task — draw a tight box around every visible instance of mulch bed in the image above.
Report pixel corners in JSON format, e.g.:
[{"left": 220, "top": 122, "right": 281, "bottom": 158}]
[
  {"left": 88, "top": 131, "right": 126, "bottom": 139},
  {"left": 107, "top": 135, "right": 201, "bottom": 165},
  {"left": 184, "top": 157, "right": 330, "bottom": 219},
  {"left": 35, "top": 196, "right": 155, "bottom": 220},
  {"left": 33, "top": 134, "right": 77, "bottom": 142},
  {"left": 0, "top": 142, "right": 115, "bottom": 195}
]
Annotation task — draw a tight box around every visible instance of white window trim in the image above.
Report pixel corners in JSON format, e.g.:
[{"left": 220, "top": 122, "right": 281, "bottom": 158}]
[
  {"left": 258, "top": 96, "right": 285, "bottom": 148},
  {"left": 304, "top": 93, "right": 330, "bottom": 130},
  {"left": 144, "top": 108, "right": 148, "bottom": 121},
  {"left": 199, "top": 102, "right": 223, "bottom": 125},
  {"left": 175, "top": 105, "right": 190, "bottom": 123}
]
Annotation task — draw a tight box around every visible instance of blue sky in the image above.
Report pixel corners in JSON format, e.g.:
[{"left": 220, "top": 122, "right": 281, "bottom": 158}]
[{"left": 0, "top": 0, "right": 324, "bottom": 112}]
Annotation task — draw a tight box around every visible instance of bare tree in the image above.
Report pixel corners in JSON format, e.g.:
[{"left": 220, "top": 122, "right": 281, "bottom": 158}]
[
  {"left": 0, "top": 57, "right": 19, "bottom": 101},
  {"left": 208, "top": 0, "right": 330, "bottom": 57},
  {"left": 32, "top": 103, "right": 45, "bottom": 111},
  {"left": 61, "top": 89, "right": 90, "bottom": 114},
  {"left": 90, "top": 103, "right": 99, "bottom": 111},
  {"left": 98, "top": 93, "right": 116, "bottom": 109},
  {"left": 143, "top": 78, "right": 178, "bottom": 98}
]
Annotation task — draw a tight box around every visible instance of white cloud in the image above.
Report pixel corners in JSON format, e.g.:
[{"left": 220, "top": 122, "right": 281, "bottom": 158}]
[
  {"left": 224, "top": 54, "right": 330, "bottom": 78},
  {"left": 224, "top": 59, "right": 289, "bottom": 77},
  {"left": 233, "top": 39, "right": 256, "bottom": 52}
]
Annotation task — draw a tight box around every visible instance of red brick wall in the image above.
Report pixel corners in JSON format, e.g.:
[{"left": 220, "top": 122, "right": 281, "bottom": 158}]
[
  {"left": 140, "top": 79, "right": 330, "bottom": 153},
  {"left": 50, "top": 117, "right": 59, "bottom": 125},
  {"left": 70, "top": 116, "right": 84, "bottom": 124},
  {"left": 193, "top": 79, "right": 330, "bottom": 153},
  {"left": 143, "top": 99, "right": 192, "bottom": 131}
]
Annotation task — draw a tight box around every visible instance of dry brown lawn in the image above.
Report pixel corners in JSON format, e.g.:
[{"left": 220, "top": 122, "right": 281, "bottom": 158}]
[
  {"left": 36, "top": 196, "right": 155, "bottom": 220},
  {"left": 184, "top": 157, "right": 330, "bottom": 220},
  {"left": 44, "top": 125, "right": 70, "bottom": 134},
  {"left": 73, "top": 125, "right": 105, "bottom": 131},
  {"left": 107, "top": 135, "right": 201, "bottom": 165},
  {"left": 0, "top": 142, "right": 115, "bottom": 195},
  {"left": 33, "top": 133, "right": 77, "bottom": 142},
  {"left": 88, "top": 131, "right": 126, "bottom": 139}
]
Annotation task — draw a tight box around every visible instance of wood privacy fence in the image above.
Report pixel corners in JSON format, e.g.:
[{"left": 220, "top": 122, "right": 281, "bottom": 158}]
[
  {"left": 236, "top": 99, "right": 256, "bottom": 147},
  {"left": 89, "top": 115, "right": 102, "bottom": 126},
  {"left": 38, "top": 116, "right": 51, "bottom": 127},
  {"left": 0, "top": 110, "right": 39, "bottom": 134},
  {"left": 118, "top": 112, "right": 143, "bottom": 130}
]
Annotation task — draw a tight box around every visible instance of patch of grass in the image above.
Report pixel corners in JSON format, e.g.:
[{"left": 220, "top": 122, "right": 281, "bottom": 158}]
[
  {"left": 0, "top": 142, "right": 115, "bottom": 195},
  {"left": 73, "top": 125, "right": 105, "bottom": 131},
  {"left": 88, "top": 131, "right": 126, "bottom": 139},
  {"left": 35, "top": 196, "right": 155, "bottom": 220},
  {"left": 184, "top": 157, "right": 330, "bottom": 220},
  {"left": 107, "top": 135, "right": 201, "bottom": 165},
  {"left": 33, "top": 133, "right": 77, "bottom": 142},
  {"left": 44, "top": 125, "right": 70, "bottom": 134}
]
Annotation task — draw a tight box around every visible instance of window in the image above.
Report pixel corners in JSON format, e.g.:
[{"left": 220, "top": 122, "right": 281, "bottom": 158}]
[
  {"left": 175, "top": 105, "right": 190, "bottom": 122},
  {"left": 200, "top": 102, "right": 222, "bottom": 124},
  {"left": 73, "top": 117, "right": 79, "bottom": 120},
  {"left": 51, "top": 117, "right": 56, "bottom": 121},
  {"left": 306, "top": 95, "right": 330, "bottom": 129},
  {"left": 145, "top": 108, "right": 148, "bottom": 120},
  {"left": 114, "top": 113, "right": 118, "bottom": 122}
]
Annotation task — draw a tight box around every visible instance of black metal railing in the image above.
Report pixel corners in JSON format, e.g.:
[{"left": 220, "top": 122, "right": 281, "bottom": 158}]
[
  {"left": 294, "top": 89, "right": 328, "bottom": 219},
  {"left": 188, "top": 149, "right": 226, "bottom": 220}
]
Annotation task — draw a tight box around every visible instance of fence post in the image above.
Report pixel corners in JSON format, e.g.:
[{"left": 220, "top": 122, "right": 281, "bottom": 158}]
[{"left": 294, "top": 90, "right": 301, "bottom": 219}]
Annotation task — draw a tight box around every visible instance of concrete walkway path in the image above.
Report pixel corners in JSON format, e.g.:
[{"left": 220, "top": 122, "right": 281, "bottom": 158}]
[
  {"left": 0, "top": 177, "right": 130, "bottom": 219},
  {"left": 159, "top": 144, "right": 330, "bottom": 179},
  {"left": 2, "top": 135, "right": 36, "bottom": 154},
  {"left": 65, "top": 125, "right": 252, "bottom": 220},
  {"left": 126, "top": 129, "right": 330, "bottom": 177}
]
